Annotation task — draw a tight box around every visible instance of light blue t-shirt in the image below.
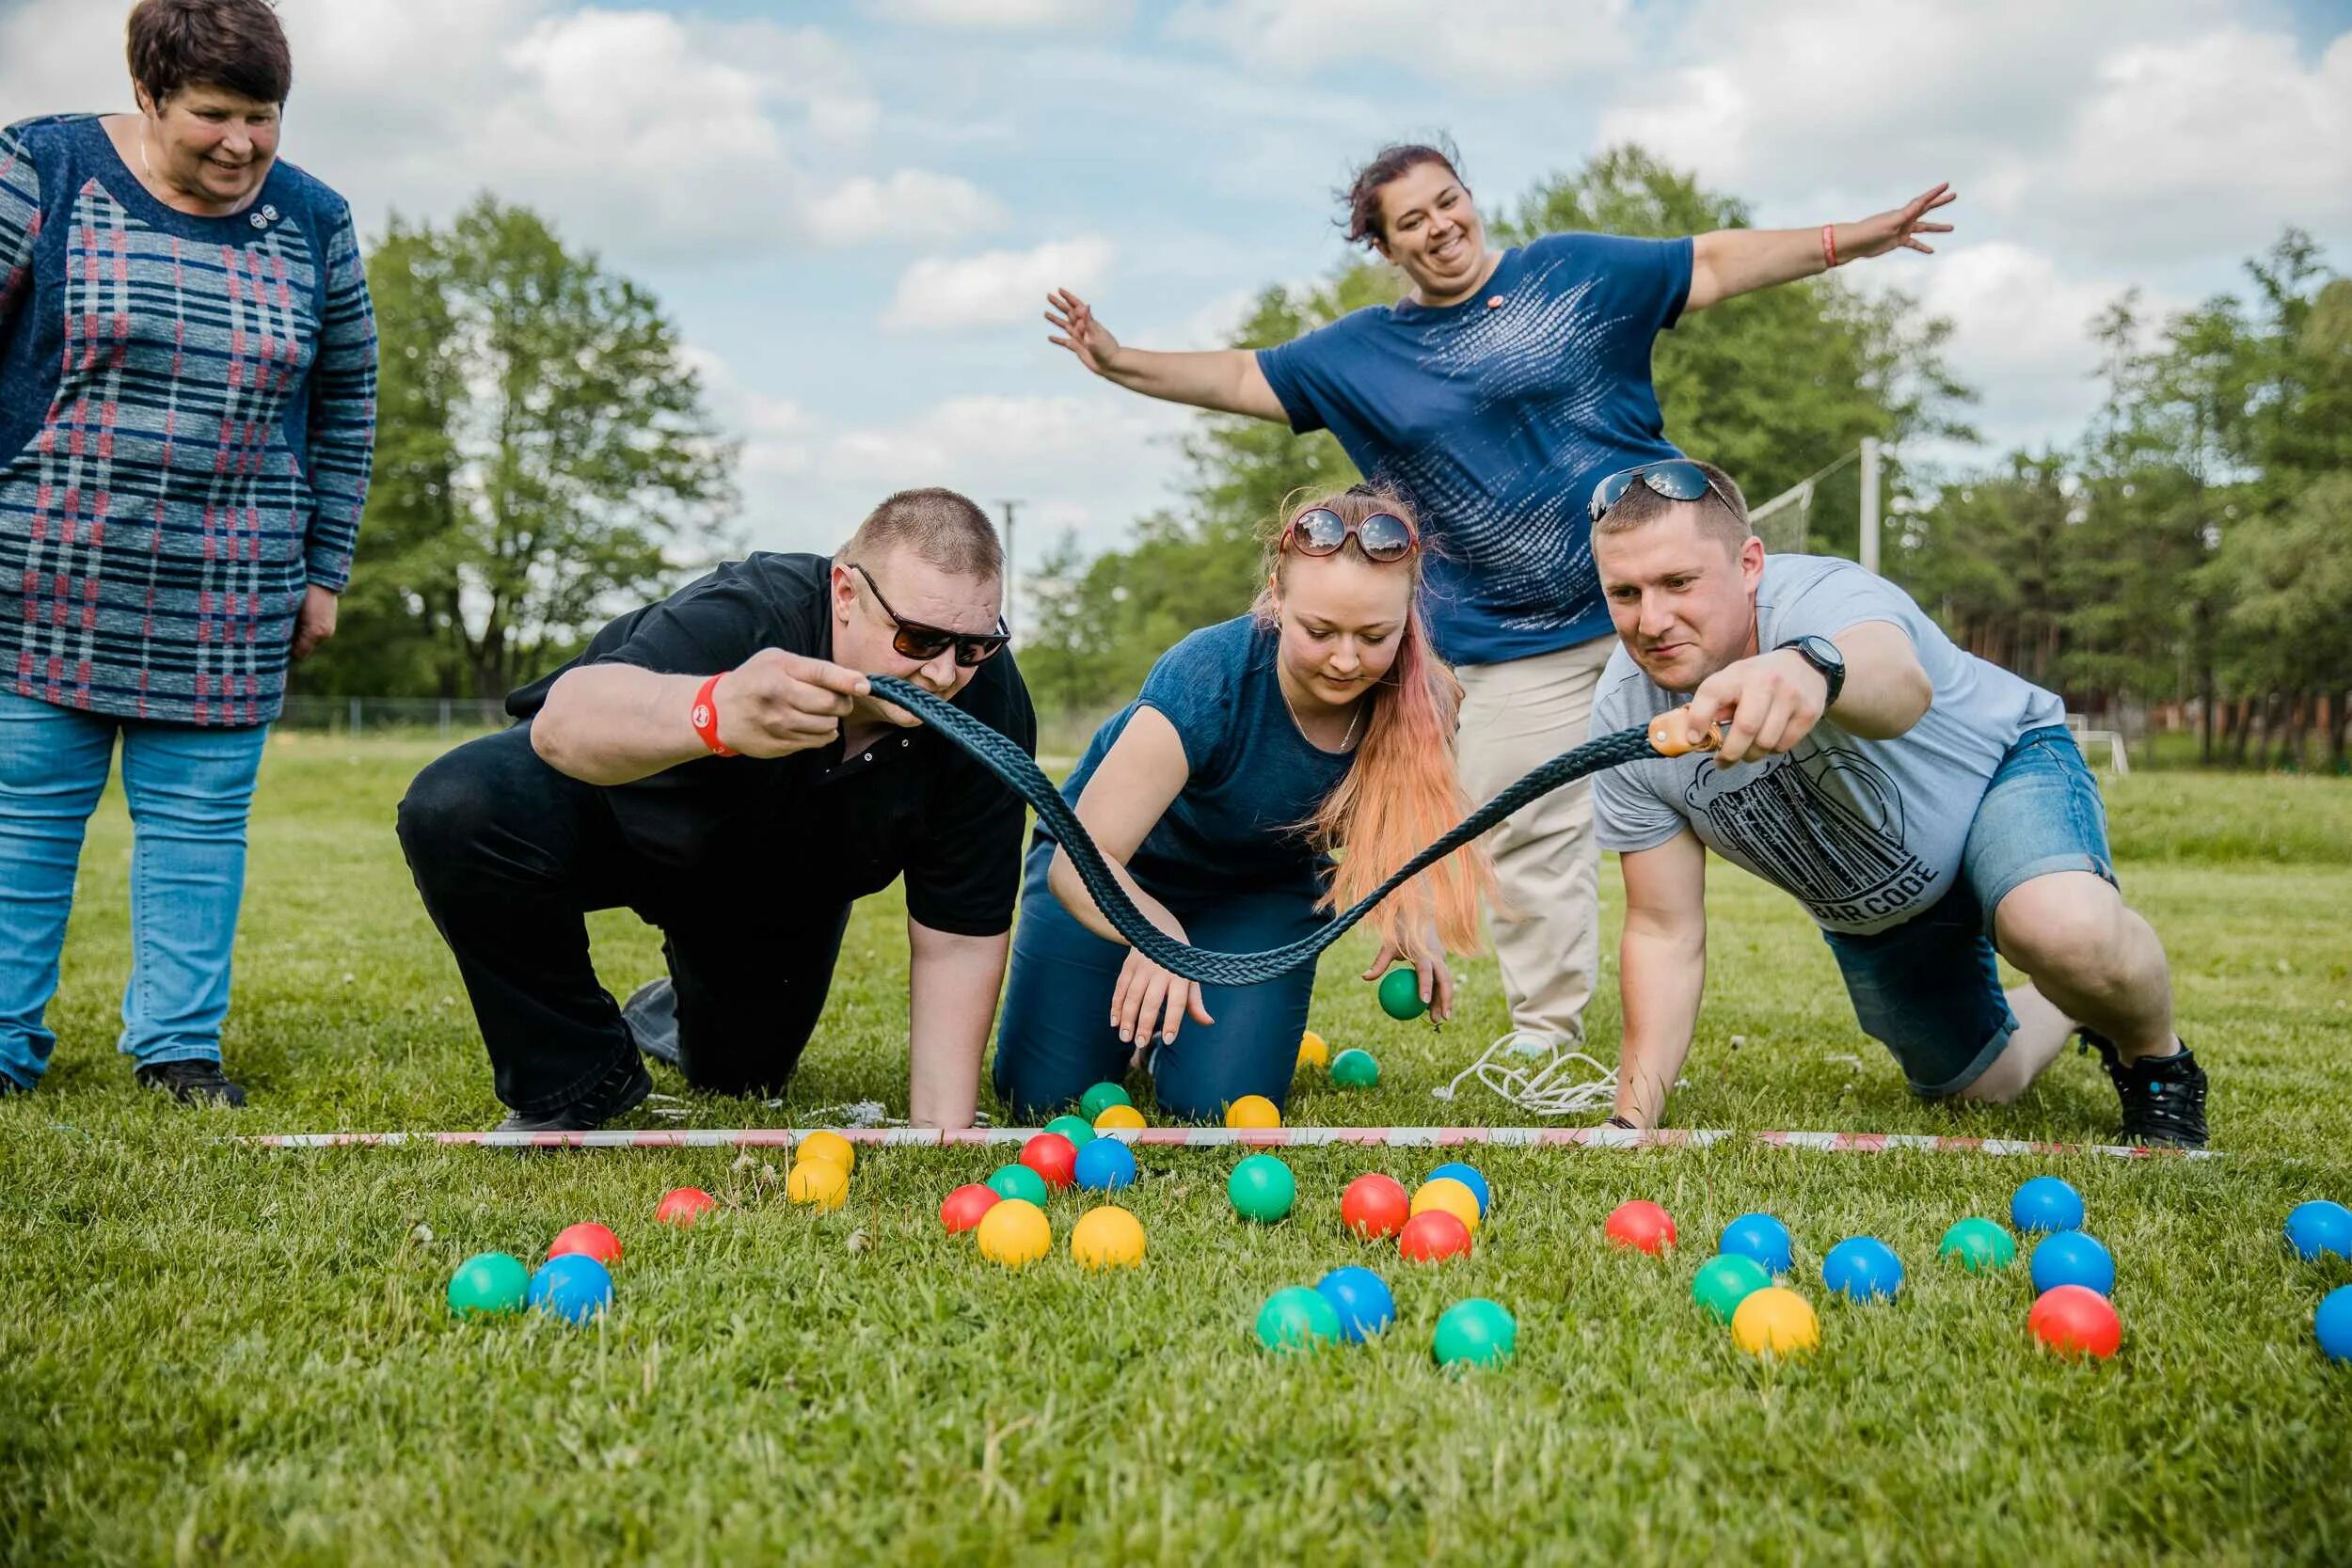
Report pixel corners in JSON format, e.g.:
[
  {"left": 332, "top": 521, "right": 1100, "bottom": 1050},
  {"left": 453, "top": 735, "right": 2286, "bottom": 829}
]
[
  {"left": 1037, "top": 615, "right": 1353, "bottom": 903},
  {"left": 1590, "top": 555, "right": 2067, "bottom": 935},
  {"left": 1256, "top": 231, "right": 1693, "bottom": 669}
]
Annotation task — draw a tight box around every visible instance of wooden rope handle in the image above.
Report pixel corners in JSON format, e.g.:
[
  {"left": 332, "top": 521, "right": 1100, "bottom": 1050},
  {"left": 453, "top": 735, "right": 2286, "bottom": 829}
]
[{"left": 1646, "top": 707, "right": 1730, "bottom": 758}]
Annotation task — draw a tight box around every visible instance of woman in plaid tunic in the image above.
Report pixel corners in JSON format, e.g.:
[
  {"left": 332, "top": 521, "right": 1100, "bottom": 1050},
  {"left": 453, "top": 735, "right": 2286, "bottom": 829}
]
[{"left": 0, "top": 0, "right": 376, "bottom": 1104}]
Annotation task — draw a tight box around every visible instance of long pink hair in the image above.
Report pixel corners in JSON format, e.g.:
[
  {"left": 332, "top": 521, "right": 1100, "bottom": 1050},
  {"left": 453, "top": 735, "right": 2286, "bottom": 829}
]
[{"left": 1253, "top": 487, "right": 1492, "bottom": 960}]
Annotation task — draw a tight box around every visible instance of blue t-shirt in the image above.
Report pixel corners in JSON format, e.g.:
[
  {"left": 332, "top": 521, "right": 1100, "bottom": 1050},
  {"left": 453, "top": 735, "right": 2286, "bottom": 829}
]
[
  {"left": 1038, "top": 615, "right": 1353, "bottom": 903},
  {"left": 1257, "top": 231, "right": 1692, "bottom": 669}
]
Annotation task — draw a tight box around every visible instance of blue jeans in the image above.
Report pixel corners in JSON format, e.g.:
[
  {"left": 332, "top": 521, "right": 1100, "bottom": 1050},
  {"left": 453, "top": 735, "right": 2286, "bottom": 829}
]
[
  {"left": 993, "top": 841, "right": 1327, "bottom": 1121},
  {"left": 1822, "top": 726, "right": 2115, "bottom": 1096},
  {"left": 0, "top": 692, "right": 267, "bottom": 1087}
]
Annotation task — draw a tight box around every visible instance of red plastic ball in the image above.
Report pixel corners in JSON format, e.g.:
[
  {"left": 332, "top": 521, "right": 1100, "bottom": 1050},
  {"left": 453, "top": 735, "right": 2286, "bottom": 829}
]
[
  {"left": 1342, "top": 1173, "right": 1411, "bottom": 1240},
  {"left": 940, "top": 1182, "right": 1002, "bottom": 1235},
  {"left": 2028, "top": 1283, "right": 2122, "bottom": 1358},
  {"left": 1604, "top": 1200, "right": 1677, "bottom": 1255},
  {"left": 548, "top": 1221, "right": 621, "bottom": 1265},
  {"left": 1021, "top": 1132, "right": 1079, "bottom": 1190},
  {"left": 1398, "top": 1209, "right": 1473, "bottom": 1263},
  {"left": 655, "top": 1187, "right": 716, "bottom": 1227}
]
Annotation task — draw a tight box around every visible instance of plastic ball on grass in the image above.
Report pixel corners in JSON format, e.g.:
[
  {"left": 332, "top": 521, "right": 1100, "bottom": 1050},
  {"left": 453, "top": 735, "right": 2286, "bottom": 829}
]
[
  {"left": 1295, "top": 1030, "right": 1329, "bottom": 1071},
  {"left": 2028, "top": 1283, "right": 2122, "bottom": 1358},
  {"left": 1377, "top": 966, "right": 1428, "bottom": 1022},
  {"left": 1605, "top": 1200, "right": 1676, "bottom": 1255},
  {"left": 1342, "top": 1173, "right": 1410, "bottom": 1240},
  {"left": 1255, "top": 1286, "right": 1342, "bottom": 1354},
  {"left": 1820, "top": 1237, "right": 1904, "bottom": 1303},
  {"left": 1079, "top": 1082, "right": 1134, "bottom": 1120},
  {"left": 1328, "top": 1048, "right": 1380, "bottom": 1088},
  {"left": 977, "top": 1198, "right": 1052, "bottom": 1268},
  {"left": 2010, "top": 1175, "right": 2086, "bottom": 1234},
  {"left": 1094, "top": 1102, "right": 1147, "bottom": 1132},
  {"left": 1730, "top": 1286, "right": 1819, "bottom": 1357},
  {"left": 1315, "top": 1266, "right": 1396, "bottom": 1342},
  {"left": 1433, "top": 1298, "right": 1517, "bottom": 1368},
  {"left": 446, "top": 1252, "right": 529, "bottom": 1318},
  {"left": 940, "top": 1183, "right": 1000, "bottom": 1234},
  {"left": 2029, "top": 1230, "right": 2116, "bottom": 1297},
  {"left": 1070, "top": 1206, "right": 1146, "bottom": 1271},
  {"left": 548, "top": 1222, "right": 621, "bottom": 1265},
  {"left": 655, "top": 1187, "right": 716, "bottom": 1228},
  {"left": 1228, "top": 1153, "right": 1296, "bottom": 1223},
  {"left": 1411, "top": 1177, "right": 1482, "bottom": 1235},
  {"left": 1938, "top": 1217, "right": 2016, "bottom": 1272},
  {"left": 796, "top": 1130, "right": 855, "bottom": 1174},
  {"left": 1224, "top": 1094, "right": 1281, "bottom": 1130},
  {"left": 528, "top": 1254, "right": 613, "bottom": 1325},
  {"left": 787, "top": 1159, "right": 849, "bottom": 1212},
  {"left": 1398, "top": 1209, "right": 1473, "bottom": 1263},
  {"left": 1426, "top": 1162, "right": 1491, "bottom": 1219},
  {"left": 1073, "top": 1138, "right": 1137, "bottom": 1192},
  {"left": 1719, "top": 1212, "right": 1793, "bottom": 1275},
  {"left": 986, "top": 1163, "right": 1049, "bottom": 1206},
  {"left": 1042, "top": 1114, "right": 1096, "bottom": 1148},
  {"left": 1691, "top": 1253, "right": 1772, "bottom": 1323},
  {"left": 2285, "top": 1199, "right": 2352, "bottom": 1262},
  {"left": 2315, "top": 1285, "right": 2352, "bottom": 1362},
  {"left": 1020, "top": 1132, "right": 1079, "bottom": 1191}
]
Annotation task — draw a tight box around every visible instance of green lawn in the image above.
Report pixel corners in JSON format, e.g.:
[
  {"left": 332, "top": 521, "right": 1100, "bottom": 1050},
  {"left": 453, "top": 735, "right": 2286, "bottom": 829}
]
[{"left": 4, "top": 735, "right": 2348, "bottom": 1564}]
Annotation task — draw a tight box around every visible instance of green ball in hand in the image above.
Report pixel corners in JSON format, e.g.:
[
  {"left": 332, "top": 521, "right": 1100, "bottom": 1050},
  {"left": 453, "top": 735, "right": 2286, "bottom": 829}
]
[
  {"left": 1377, "top": 966, "right": 1428, "bottom": 1022},
  {"left": 1691, "top": 1252, "right": 1773, "bottom": 1324},
  {"left": 1228, "top": 1153, "right": 1296, "bottom": 1223},
  {"left": 1328, "top": 1048, "right": 1380, "bottom": 1088},
  {"left": 446, "top": 1251, "right": 529, "bottom": 1319}
]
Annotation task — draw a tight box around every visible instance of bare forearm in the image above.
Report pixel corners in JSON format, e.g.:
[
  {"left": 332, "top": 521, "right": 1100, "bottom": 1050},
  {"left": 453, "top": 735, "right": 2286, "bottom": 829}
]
[
  {"left": 532, "top": 665, "right": 707, "bottom": 784},
  {"left": 1614, "top": 919, "right": 1707, "bottom": 1127},
  {"left": 1098, "top": 346, "right": 1284, "bottom": 421},
  {"left": 1048, "top": 846, "right": 1184, "bottom": 947},
  {"left": 1827, "top": 622, "right": 1932, "bottom": 739},
  {"left": 1688, "top": 225, "right": 1843, "bottom": 311},
  {"left": 908, "top": 924, "right": 1010, "bottom": 1129}
]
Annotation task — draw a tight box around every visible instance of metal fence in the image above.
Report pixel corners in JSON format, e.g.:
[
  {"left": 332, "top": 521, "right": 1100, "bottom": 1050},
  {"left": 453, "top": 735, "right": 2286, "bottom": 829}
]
[{"left": 278, "top": 695, "right": 512, "bottom": 739}]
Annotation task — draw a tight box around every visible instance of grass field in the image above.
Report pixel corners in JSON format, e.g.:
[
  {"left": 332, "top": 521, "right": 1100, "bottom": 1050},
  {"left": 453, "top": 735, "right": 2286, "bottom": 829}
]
[{"left": 5, "top": 734, "right": 2349, "bottom": 1564}]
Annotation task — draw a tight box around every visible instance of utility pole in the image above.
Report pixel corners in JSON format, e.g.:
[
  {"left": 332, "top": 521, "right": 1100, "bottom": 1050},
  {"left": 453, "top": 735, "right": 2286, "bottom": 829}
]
[
  {"left": 1858, "top": 437, "right": 1882, "bottom": 576},
  {"left": 996, "top": 499, "right": 1021, "bottom": 641}
]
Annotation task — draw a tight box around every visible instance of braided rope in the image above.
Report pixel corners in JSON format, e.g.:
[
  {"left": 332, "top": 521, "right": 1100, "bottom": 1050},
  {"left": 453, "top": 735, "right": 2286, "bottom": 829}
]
[{"left": 869, "top": 673, "right": 1661, "bottom": 986}]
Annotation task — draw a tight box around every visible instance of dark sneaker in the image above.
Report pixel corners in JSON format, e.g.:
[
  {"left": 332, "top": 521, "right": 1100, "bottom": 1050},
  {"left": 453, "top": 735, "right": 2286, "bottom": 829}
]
[
  {"left": 622, "top": 977, "right": 681, "bottom": 1068},
  {"left": 494, "top": 1052, "right": 651, "bottom": 1133},
  {"left": 2082, "top": 1030, "right": 2207, "bottom": 1149},
  {"left": 135, "top": 1058, "right": 247, "bottom": 1107}
]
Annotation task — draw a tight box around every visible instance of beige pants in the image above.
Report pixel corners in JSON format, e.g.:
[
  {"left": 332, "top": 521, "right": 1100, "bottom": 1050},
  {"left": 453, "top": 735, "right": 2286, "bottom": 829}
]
[{"left": 1454, "top": 634, "right": 1617, "bottom": 1046}]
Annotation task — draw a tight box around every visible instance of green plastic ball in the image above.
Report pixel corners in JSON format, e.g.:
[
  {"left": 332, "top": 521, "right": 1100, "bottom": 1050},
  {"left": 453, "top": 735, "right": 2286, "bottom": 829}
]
[
  {"left": 1042, "top": 1114, "right": 1096, "bottom": 1148},
  {"left": 1691, "top": 1252, "right": 1773, "bottom": 1324},
  {"left": 1328, "top": 1048, "right": 1380, "bottom": 1088},
  {"left": 1256, "top": 1286, "right": 1342, "bottom": 1353},
  {"left": 1377, "top": 966, "right": 1428, "bottom": 1022},
  {"left": 1938, "top": 1216, "right": 2017, "bottom": 1272},
  {"left": 1079, "top": 1082, "right": 1133, "bottom": 1119},
  {"left": 987, "top": 1164, "right": 1050, "bottom": 1206},
  {"left": 1228, "top": 1153, "right": 1296, "bottom": 1223},
  {"left": 1433, "top": 1298, "right": 1518, "bottom": 1368},
  {"left": 446, "top": 1251, "right": 529, "bottom": 1319}
]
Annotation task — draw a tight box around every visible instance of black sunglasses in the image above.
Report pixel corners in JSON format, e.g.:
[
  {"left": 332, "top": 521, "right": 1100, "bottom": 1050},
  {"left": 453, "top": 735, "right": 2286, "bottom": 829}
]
[
  {"left": 1587, "top": 460, "right": 1739, "bottom": 526},
  {"left": 850, "top": 563, "right": 1009, "bottom": 668},
  {"left": 1282, "top": 506, "right": 1419, "bottom": 563}
]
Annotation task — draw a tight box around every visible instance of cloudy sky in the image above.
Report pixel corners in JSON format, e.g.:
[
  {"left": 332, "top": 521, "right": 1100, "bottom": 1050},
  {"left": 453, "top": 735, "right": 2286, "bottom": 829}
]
[{"left": 6, "top": 0, "right": 2348, "bottom": 574}]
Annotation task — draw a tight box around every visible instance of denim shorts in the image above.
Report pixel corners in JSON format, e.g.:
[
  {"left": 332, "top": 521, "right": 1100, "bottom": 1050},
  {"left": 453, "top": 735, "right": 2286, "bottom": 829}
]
[{"left": 1820, "top": 726, "right": 2115, "bottom": 1097}]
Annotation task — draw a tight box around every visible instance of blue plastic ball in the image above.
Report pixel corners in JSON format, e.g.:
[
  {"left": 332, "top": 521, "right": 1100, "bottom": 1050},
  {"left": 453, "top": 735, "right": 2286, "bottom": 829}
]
[
  {"left": 2284, "top": 1200, "right": 2352, "bottom": 1263},
  {"left": 2028, "top": 1229, "right": 2116, "bottom": 1298},
  {"left": 1314, "top": 1265, "right": 1397, "bottom": 1343},
  {"left": 1073, "top": 1137, "right": 1138, "bottom": 1192},
  {"left": 528, "top": 1253, "right": 613, "bottom": 1325},
  {"left": 1821, "top": 1236, "right": 1905, "bottom": 1303},
  {"left": 2317, "top": 1285, "right": 2352, "bottom": 1362},
  {"left": 2010, "top": 1176, "right": 2087, "bottom": 1234},
  {"left": 1425, "top": 1162, "right": 1491, "bottom": 1219},
  {"left": 1719, "top": 1212, "right": 1793, "bottom": 1275}
]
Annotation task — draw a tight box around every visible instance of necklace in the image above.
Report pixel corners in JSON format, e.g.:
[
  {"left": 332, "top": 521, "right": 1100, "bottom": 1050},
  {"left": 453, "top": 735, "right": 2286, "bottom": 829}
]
[{"left": 1281, "top": 676, "right": 1366, "bottom": 753}]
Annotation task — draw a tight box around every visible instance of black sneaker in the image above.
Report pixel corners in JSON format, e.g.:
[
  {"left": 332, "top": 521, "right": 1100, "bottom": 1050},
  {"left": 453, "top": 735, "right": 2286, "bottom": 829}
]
[
  {"left": 135, "top": 1059, "right": 247, "bottom": 1107},
  {"left": 494, "top": 1052, "right": 652, "bottom": 1133},
  {"left": 2081, "top": 1029, "right": 2207, "bottom": 1149},
  {"left": 622, "top": 977, "right": 681, "bottom": 1068}
]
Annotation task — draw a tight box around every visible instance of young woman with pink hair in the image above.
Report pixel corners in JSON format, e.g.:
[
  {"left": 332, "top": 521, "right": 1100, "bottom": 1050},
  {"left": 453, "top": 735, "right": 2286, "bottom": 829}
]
[{"left": 993, "top": 487, "right": 1488, "bottom": 1121}]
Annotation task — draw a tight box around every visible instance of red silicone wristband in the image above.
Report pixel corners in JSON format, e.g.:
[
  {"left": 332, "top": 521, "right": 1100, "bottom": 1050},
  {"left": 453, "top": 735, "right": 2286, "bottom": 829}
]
[
  {"left": 1821, "top": 223, "right": 1839, "bottom": 269},
  {"left": 691, "top": 672, "right": 735, "bottom": 757}
]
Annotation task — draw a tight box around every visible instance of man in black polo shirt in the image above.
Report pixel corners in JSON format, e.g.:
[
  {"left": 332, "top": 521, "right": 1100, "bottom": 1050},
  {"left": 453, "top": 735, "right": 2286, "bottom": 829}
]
[{"left": 398, "top": 488, "right": 1036, "bottom": 1132}]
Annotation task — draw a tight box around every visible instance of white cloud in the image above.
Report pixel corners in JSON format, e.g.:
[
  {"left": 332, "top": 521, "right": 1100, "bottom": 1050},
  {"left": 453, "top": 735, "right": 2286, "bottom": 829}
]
[
  {"left": 818, "top": 170, "right": 1007, "bottom": 247},
  {"left": 1168, "top": 0, "right": 1634, "bottom": 87},
  {"left": 876, "top": 0, "right": 1135, "bottom": 30},
  {"left": 885, "top": 237, "right": 1117, "bottom": 331}
]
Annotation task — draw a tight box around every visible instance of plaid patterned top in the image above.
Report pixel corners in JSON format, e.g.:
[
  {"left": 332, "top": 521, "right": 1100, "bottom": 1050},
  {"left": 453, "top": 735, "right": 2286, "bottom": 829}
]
[{"left": 0, "top": 114, "right": 376, "bottom": 726}]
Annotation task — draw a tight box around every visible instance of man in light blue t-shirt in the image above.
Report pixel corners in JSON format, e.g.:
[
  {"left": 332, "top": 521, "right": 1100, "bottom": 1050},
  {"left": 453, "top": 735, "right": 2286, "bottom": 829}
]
[{"left": 1583, "top": 458, "right": 2207, "bottom": 1148}]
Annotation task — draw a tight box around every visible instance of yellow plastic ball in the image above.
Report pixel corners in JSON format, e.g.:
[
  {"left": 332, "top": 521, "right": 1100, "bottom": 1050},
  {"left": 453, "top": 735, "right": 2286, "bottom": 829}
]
[
  {"left": 1731, "top": 1286, "right": 1820, "bottom": 1357},
  {"left": 1093, "top": 1103, "right": 1147, "bottom": 1132},
  {"left": 1070, "top": 1206, "right": 1147, "bottom": 1271},
  {"left": 786, "top": 1158, "right": 849, "bottom": 1212},
  {"left": 1295, "top": 1030, "right": 1329, "bottom": 1071},
  {"left": 796, "top": 1130, "right": 855, "bottom": 1174},
  {"left": 976, "top": 1197, "right": 1052, "bottom": 1268},
  {"left": 1224, "top": 1094, "right": 1281, "bottom": 1130},
  {"left": 1410, "top": 1177, "right": 1482, "bottom": 1234}
]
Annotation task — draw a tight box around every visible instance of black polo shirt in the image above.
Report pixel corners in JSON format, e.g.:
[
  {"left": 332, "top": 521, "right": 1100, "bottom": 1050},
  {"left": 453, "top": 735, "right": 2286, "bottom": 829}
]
[{"left": 507, "top": 552, "right": 1036, "bottom": 937}]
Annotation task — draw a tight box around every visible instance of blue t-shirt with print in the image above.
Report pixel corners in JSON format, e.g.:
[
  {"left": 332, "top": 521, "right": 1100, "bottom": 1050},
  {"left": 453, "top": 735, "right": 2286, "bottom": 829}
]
[
  {"left": 1037, "top": 615, "right": 1353, "bottom": 904},
  {"left": 1257, "top": 231, "right": 1693, "bottom": 669}
]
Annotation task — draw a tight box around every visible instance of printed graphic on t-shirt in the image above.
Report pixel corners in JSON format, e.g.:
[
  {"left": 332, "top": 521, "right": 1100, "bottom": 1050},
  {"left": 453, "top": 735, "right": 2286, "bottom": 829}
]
[{"left": 1679, "top": 745, "right": 1941, "bottom": 927}]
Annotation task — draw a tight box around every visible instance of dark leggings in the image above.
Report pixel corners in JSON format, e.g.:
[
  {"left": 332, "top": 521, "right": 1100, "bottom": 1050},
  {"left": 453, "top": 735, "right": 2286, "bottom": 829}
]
[{"left": 992, "top": 841, "right": 1326, "bottom": 1122}]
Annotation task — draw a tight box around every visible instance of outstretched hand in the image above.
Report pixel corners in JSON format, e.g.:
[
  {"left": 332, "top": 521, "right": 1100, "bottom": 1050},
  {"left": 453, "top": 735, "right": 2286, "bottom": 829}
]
[
  {"left": 1843, "top": 182, "right": 1956, "bottom": 262},
  {"left": 1044, "top": 288, "right": 1121, "bottom": 376}
]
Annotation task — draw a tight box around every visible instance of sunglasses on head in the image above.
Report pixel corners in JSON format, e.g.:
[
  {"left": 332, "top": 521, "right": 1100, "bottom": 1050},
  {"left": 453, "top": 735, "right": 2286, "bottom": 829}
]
[
  {"left": 1281, "top": 506, "right": 1419, "bottom": 563},
  {"left": 1587, "top": 459, "right": 1739, "bottom": 526},
  {"left": 850, "top": 563, "right": 1009, "bottom": 668}
]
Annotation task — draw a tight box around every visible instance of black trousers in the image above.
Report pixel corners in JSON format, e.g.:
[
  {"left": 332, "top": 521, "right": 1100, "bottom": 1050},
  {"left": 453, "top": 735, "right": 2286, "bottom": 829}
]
[{"left": 397, "top": 725, "right": 850, "bottom": 1114}]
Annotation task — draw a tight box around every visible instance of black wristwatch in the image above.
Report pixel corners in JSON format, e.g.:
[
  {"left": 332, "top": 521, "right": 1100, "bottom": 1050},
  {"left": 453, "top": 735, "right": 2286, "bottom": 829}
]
[{"left": 1776, "top": 635, "right": 1846, "bottom": 707}]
